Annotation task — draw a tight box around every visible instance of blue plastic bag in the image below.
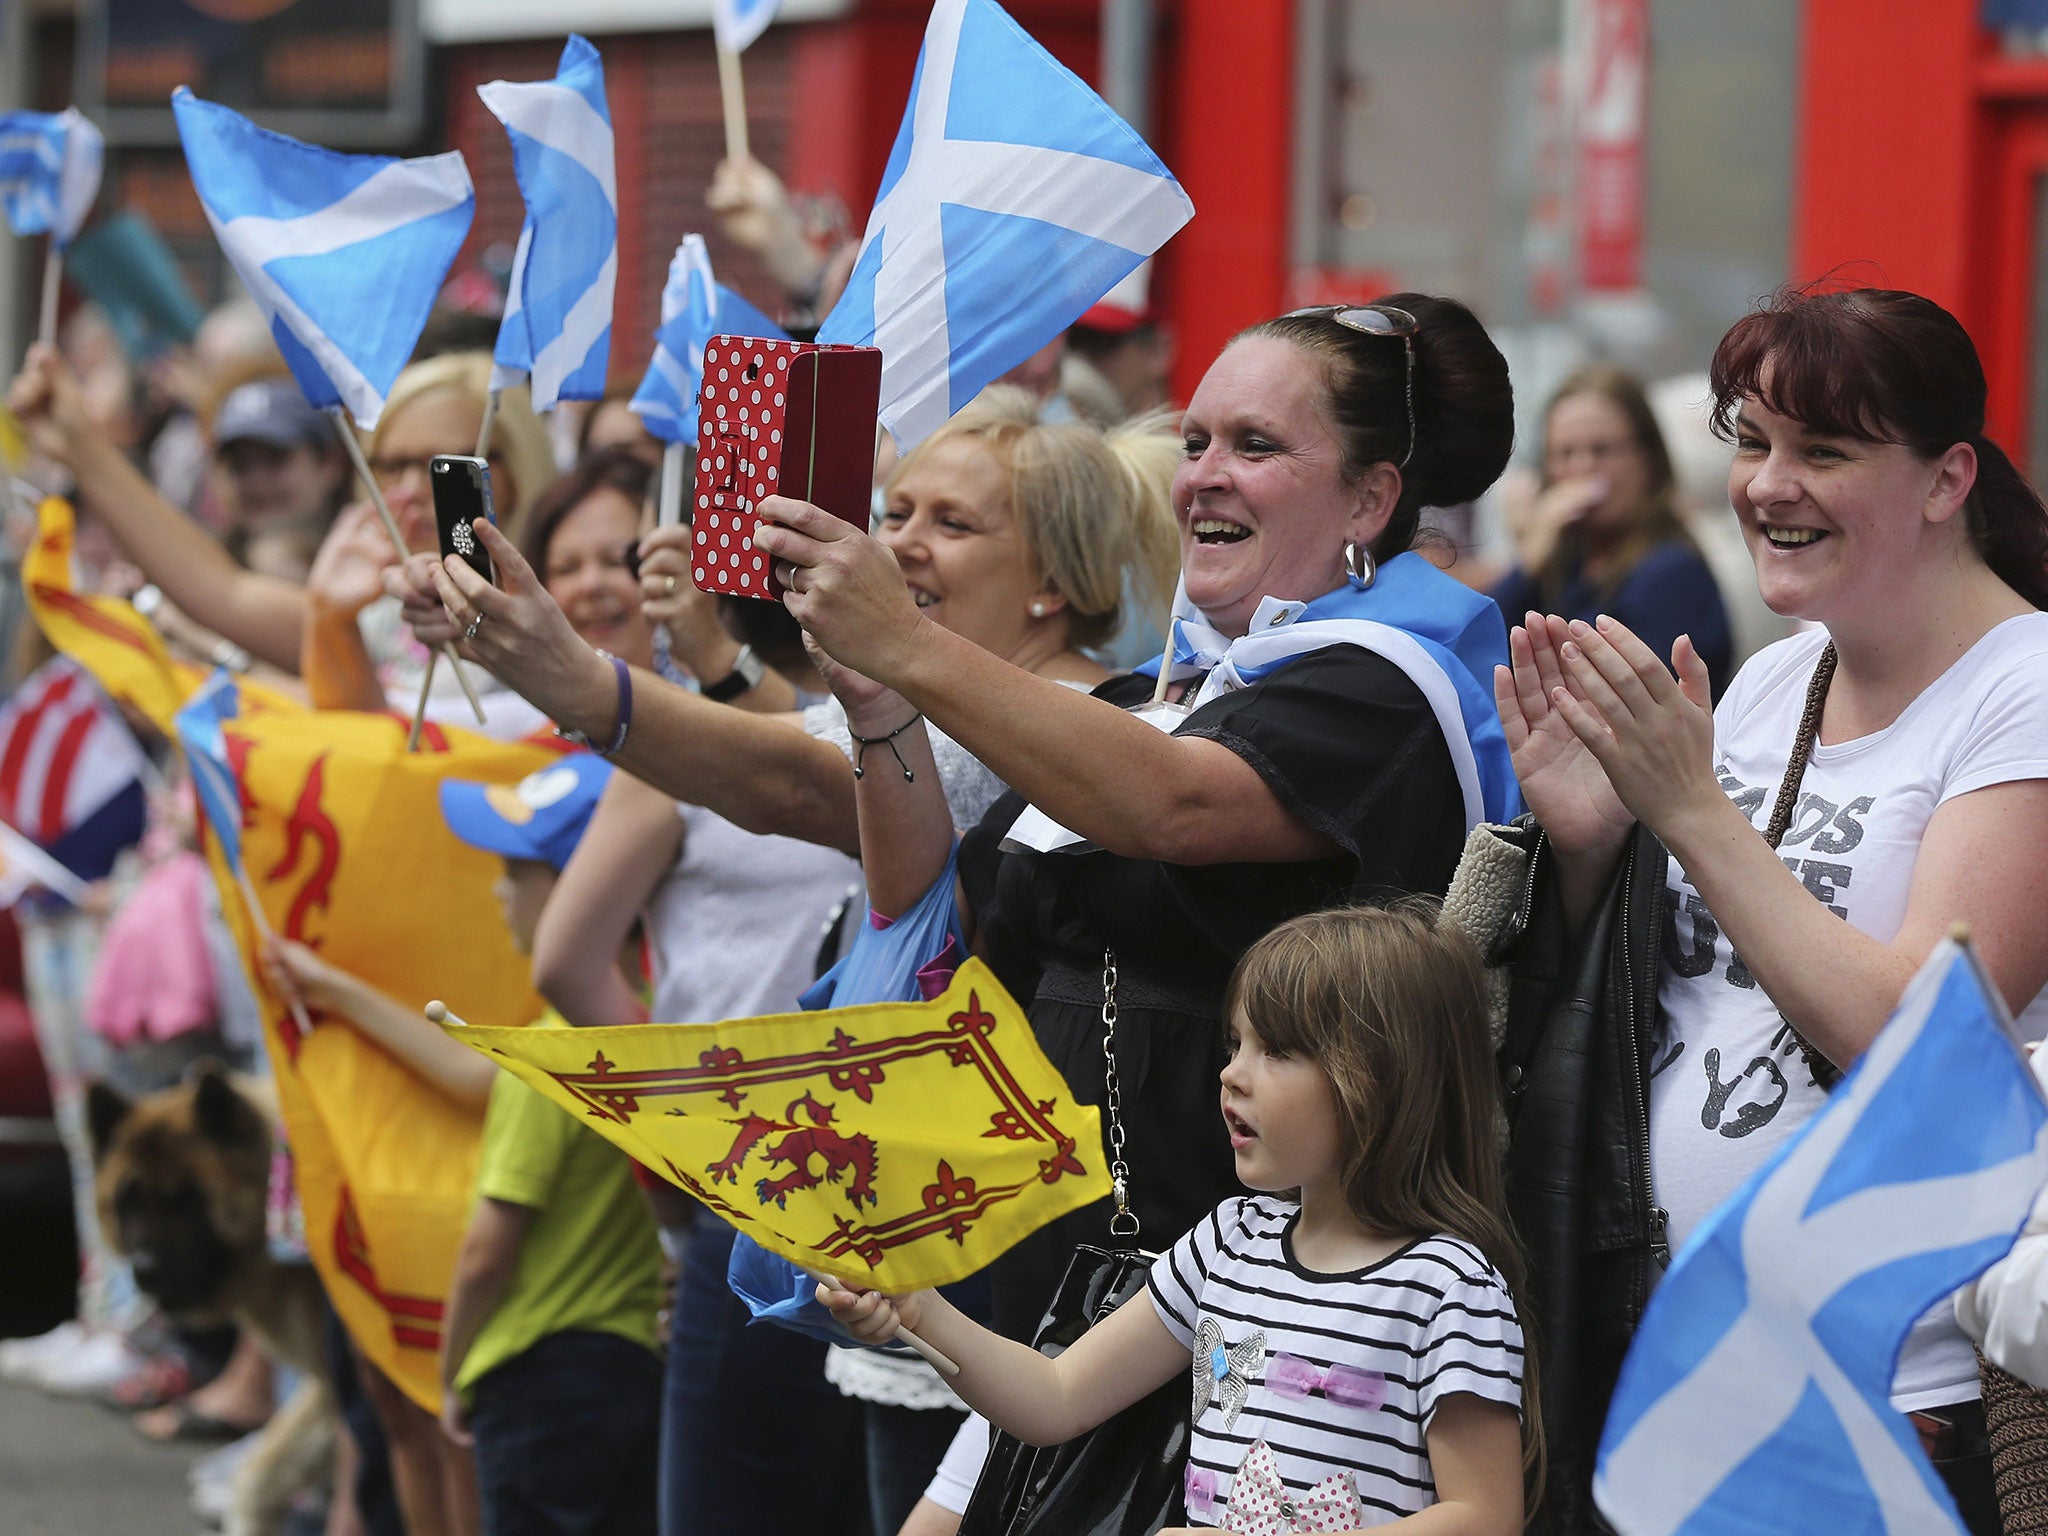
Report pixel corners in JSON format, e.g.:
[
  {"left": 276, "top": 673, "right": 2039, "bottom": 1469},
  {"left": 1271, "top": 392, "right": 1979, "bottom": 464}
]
[{"left": 728, "top": 842, "right": 966, "bottom": 1332}]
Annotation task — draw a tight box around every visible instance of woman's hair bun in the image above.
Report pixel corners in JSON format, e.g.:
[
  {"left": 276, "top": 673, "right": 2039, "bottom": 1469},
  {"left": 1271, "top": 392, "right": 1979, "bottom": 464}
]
[{"left": 1240, "top": 294, "right": 1514, "bottom": 558}]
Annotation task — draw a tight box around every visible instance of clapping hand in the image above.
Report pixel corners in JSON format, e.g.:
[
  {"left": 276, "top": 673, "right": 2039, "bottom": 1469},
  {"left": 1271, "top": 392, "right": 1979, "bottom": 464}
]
[{"left": 1546, "top": 615, "right": 1720, "bottom": 838}]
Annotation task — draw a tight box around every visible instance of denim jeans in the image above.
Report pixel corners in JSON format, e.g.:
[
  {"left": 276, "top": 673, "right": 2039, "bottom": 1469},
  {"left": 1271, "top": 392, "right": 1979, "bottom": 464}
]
[
  {"left": 658, "top": 1220, "right": 865, "bottom": 1536},
  {"left": 469, "top": 1330, "right": 662, "bottom": 1536},
  {"left": 863, "top": 1400, "right": 967, "bottom": 1536}
]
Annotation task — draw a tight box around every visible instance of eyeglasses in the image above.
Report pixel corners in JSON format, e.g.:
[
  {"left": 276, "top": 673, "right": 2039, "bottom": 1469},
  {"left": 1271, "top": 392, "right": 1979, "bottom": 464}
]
[{"left": 1285, "top": 304, "right": 1419, "bottom": 468}]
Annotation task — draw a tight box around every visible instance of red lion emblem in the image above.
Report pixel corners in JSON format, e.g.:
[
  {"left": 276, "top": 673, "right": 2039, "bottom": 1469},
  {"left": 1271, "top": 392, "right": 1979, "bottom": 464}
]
[{"left": 705, "top": 1092, "right": 879, "bottom": 1211}]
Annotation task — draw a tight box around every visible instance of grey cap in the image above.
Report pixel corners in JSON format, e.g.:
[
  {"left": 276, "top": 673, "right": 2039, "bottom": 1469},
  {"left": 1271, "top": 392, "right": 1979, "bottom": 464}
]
[{"left": 214, "top": 378, "right": 324, "bottom": 451}]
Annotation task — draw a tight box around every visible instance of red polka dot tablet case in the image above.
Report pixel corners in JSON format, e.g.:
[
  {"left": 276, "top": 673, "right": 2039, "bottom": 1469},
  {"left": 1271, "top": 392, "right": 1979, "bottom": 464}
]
[{"left": 691, "top": 337, "right": 884, "bottom": 599}]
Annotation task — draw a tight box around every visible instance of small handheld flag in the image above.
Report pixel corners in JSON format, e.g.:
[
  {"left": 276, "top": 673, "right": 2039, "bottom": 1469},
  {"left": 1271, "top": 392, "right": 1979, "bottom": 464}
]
[
  {"left": 0, "top": 107, "right": 102, "bottom": 249},
  {"left": 816, "top": 0, "right": 1195, "bottom": 449},
  {"left": 631, "top": 235, "right": 788, "bottom": 446},
  {"left": 441, "top": 958, "right": 1107, "bottom": 1291},
  {"left": 174, "top": 89, "right": 474, "bottom": 430},
  {"left": 480, "top": 36, "right": 617, "bottom": 413},
  {"left": 1594, "top": 935, "right": 2048, "bottom": 1536},
  {"left": 712, "top": 0, "right": 782, "bottom": 54}
]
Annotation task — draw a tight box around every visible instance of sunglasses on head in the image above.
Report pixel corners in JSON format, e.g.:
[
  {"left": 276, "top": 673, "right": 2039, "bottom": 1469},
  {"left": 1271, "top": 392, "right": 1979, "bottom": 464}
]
[{"left": 1284, "top": 303, "right": 1419, "bottom": 469}]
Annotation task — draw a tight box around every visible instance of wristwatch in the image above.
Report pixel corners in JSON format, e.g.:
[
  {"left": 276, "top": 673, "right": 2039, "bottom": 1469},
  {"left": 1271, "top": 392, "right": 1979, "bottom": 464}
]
[{"left": 700, "top": 644, "right": 766, "bottom": 703}]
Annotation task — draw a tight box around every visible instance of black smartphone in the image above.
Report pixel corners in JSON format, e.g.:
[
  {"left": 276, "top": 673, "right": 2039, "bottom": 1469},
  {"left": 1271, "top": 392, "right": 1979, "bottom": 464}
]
[{"left": 431, "top": 454, "right": 496, "bottom": 584}]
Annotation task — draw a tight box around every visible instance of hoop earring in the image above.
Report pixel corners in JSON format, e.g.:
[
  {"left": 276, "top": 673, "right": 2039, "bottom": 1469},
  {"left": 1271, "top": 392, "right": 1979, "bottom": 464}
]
[{"left": 1344, "top": 541, "right": 1376, "bottom": 591}]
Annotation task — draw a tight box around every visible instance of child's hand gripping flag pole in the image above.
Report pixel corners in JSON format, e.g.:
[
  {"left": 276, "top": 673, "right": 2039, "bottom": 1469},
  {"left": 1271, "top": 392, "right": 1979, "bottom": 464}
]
[
  {"left": 171, "top": 88, "right": 488, "bottom": 727},
  {"left": 0, "top": 107, "right": 103, "bottom": 348},
  {"left": 1593, "top": 924, "right": 2048, "bottom": 1536}
]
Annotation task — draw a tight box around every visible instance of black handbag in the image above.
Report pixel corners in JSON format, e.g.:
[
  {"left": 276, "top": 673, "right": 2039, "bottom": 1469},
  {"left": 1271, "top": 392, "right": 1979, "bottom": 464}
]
[{"left": 958, "top": 951, "right": 1192, "bottom": 1536}]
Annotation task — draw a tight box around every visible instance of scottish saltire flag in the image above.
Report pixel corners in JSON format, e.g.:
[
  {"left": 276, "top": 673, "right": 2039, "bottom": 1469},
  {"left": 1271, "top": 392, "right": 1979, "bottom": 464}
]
[
  {"left": 0, "top": 656, "right": 147, "bottom": 884},
  {"left": 630, "top": 234, "right": 787, "bottom": 443},
  {"left": 815, "top": 0, "right": 1194, "bottom": 449},
  {"left": 481, "top": 36, "right": 617, "bottom": 413},
  {"left": 712, "top": 0, "right": 782, "bottom": 53},
  {"left": 173, "top": 89, "right": 474, "bottom": 429},
  {"left": 174, "top": 669, "right": 248, "bottom": 873},
  {"left": 0, "top": 107, "right": 102, "bottom": 249},
  {"left": 1594, "top": 937, "right": 2048, "bottom": 1536}
]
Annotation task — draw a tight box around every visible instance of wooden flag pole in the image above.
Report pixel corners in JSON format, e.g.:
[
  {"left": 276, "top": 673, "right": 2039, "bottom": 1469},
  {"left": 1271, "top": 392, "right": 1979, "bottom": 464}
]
[
  {"left": 37, "top": 247, "right": 60, "bottom": 349},
  {"left": 474, "top": 389, "right": 499, "bottom": 461},
  {"left": 658, "top": 439, "right": 686, "bottom": 528},
  {"left": 805, "top": 1268, "right": 961, "bottom": 1378},
  {"left": 328, "top": 405, "right": 489, "bottom": 728},
  {"left": 715, "top": 42, "right": 752, "bottom": 164},
  {"left": 237, "top": 865, "right": 314, "bottom": 1039}
]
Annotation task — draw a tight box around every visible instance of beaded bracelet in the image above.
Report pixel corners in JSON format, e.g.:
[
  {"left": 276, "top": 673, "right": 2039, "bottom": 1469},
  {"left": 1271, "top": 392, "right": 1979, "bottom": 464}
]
[{"left": 848, "top": 711, "right": 922, "bottom": 782}]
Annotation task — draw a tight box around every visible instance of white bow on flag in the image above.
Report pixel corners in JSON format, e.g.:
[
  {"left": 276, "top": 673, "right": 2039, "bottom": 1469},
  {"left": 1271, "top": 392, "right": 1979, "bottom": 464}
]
[
  {"left": 712, "top": 0, "right": 782, "bottom": 54},
  {"left": 0, "top": 107, "right": 102, "bottom": 249},
  {"left": 481, "top": 35, "right": 617, "bottom": 413},
  {"left": 815, "top": 0, "right": 1194, "bottom": 450},
  {"left": 173, "top": 89, "right": 474, "bottom": 430},
  {"left": 1594, "top": 934, "right": 2048, "bottom": 1535}
]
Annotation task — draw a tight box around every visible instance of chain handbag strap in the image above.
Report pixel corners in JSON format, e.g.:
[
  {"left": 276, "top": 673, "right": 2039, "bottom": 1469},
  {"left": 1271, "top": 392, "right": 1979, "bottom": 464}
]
[
  {"left": 1101, "top": 948, "right": 1140, "bottom": 1239},
  {"left": 1759, "top": 641, "right": 1843, "bottom": 1089}
]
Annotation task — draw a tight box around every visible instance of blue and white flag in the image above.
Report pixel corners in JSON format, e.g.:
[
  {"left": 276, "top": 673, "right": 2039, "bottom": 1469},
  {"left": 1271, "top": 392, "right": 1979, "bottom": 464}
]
[
  {"left": 630, "top": 234, "right": 787, "bottom": 444},
  {"left": 173, "top": 89, "right": 474, "bottom": 430},
  {"left": 481, "top": 36, "right": 617, "bottom": 413},
  {"left": 998, "top": 554, "right": 1520, "bottom": 852},
  {"left": 174, "top": 669, "right": 247, "bottom": 875},
  {"left": 712, "top": 0, "right": 782, "bottom": 53},
  {"left": 816, "top": 0, "right": 1194, "bottom": 449},
  {"left": 1594, "top": 937, "right": 2048, "bottom": 1536},
  {"left": 0, "top": 107, "right": 102, "bottom": 250}
]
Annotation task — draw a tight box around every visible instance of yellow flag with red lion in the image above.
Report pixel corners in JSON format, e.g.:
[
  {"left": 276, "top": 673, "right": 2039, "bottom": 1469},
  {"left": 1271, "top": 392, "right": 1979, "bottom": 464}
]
[
  {"left": 443, "top": 960, "right": 1110, "bottom": 1291},
  {"left": 27, "top": 497, "right": 558, "bottom": 1408}
]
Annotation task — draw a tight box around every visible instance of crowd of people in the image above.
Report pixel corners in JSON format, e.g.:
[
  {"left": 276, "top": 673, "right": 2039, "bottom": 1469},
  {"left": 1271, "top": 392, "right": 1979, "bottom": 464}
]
[{"left": 1, "top": 142, "right": 2046, "bottom": 1536}]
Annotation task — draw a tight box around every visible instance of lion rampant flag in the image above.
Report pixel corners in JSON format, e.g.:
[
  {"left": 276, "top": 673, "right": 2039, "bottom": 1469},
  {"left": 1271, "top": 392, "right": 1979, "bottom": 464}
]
[
  {"left": 23, "top": 496, "right": 205, "bottom": 733},
  {"left": 26, "top": 497, "right": 560, "bottom": 1409},
  {"left": 443, "top": 959, "right": 1109, "bottom": 1291}
]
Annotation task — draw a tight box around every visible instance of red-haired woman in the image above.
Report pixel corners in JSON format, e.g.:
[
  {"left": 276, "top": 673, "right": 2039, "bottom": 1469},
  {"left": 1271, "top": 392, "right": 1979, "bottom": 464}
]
[{"left": 1502, "top": 286, "right": 2048, "bottom": 1533}]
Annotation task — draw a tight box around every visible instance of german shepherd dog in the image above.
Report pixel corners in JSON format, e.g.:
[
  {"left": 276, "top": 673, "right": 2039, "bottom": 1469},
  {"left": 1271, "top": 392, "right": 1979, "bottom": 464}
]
[{"left": 88, "top": 1064, "right": 332, "bottom": 1536}]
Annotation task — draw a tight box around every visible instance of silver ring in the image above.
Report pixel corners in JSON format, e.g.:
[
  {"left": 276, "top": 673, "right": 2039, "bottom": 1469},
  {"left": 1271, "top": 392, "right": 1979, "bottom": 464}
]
[
  {"left": 664, "top": 574, "right": 677, "bottom": 597},
  {"left": 463, "top": 612, "right": 485, "bottom": 643}
]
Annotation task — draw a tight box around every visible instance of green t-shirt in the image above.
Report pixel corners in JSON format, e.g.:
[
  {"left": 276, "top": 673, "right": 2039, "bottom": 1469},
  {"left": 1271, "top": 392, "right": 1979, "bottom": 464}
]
[{"left": 455, "top": 1052, "right": 663, "bottom": 1400}]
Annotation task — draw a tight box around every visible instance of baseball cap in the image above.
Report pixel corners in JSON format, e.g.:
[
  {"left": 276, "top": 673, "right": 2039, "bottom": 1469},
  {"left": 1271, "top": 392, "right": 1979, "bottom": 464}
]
[
  {"left": 213, "top": 378, "right": 326, "bottom": 452},
  {"left": 438, "top": 754, "right": 613, "bottom": 872},
  {"left": 1074, "top": 261, "right": 1154, "bottom": 335}
]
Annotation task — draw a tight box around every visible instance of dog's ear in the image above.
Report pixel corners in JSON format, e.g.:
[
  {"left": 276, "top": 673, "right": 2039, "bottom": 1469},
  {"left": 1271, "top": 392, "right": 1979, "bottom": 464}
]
[
  {"left": 86, "top": 1080, "right": 133, "bottom": 1161},
  {"left": 189, "top": 1063, "right": 263, "bottom": 1148}
]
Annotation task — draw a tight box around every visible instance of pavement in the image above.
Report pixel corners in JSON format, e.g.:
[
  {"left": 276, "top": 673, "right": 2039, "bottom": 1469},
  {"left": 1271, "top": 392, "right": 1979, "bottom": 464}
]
[{"left": 0, "top": 1376, "right": 211, "bottom": 1535}]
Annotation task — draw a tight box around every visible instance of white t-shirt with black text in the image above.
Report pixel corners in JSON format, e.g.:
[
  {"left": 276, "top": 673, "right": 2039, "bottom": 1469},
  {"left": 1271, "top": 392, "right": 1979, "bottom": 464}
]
[
  {"left": 1147, "top": 1195, "right": 1524, "bottom": 1527},
  {"left": 1652, "top": 612, "right": 2048, "bottom": 1409}
]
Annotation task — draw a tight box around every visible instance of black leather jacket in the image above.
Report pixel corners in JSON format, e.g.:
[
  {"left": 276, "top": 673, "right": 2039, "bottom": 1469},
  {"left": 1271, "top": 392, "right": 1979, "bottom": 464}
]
[{"left": 1495, "top": 819, "right": 1672, "bottom": 1536}]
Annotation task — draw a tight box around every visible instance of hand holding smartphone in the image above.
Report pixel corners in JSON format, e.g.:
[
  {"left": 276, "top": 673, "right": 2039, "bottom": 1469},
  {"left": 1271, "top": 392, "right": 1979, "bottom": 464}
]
[{"left": 431, "top": 454, "right": 497, "bottom": 585}]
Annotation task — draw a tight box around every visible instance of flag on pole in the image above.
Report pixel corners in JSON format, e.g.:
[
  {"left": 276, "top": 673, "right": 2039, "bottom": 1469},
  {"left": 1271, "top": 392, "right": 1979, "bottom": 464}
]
[
  {"left": 1594, "top": 936, "right": 2048, "bottom": 1536},
  {"left": 0, "top": 107, "right": 102, "bottom": 249},
  {"left": 0, "top": 820, "right": 91, "bottom": 907},
  {"left": 0, "top": 655, "right": 147, "bottom": 885},
  {"left": 815, "top": 0, "right": 1194, "bottom": 449},
  {"left": 196, "top": 704, "right": 559, "bottom": 1411},
  {"left": 480, "top": 36, "right": 617, "bottom": 413},
  {"left": 173, "top": 88, "right": 475, "bottom": 429},
  {"left": 630, "top": 234, "right": 787, "bottom": 444},
  {"left": 712, "top": 0, "right": 783, "bottom": 54},
  {"left": 443, "top": 957, "right": 1108, "bottom": 1291},
  {"left": 174, "top": 669, "right": 248, "bottom": 871}
]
